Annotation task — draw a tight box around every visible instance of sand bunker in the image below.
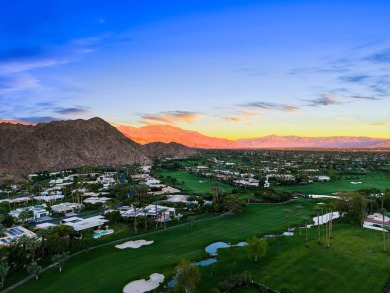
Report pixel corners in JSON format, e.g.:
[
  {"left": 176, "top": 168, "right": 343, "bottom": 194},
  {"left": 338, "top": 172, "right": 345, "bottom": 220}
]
[
  {"left": 116, "top": 240, "right": 154, "bottom": 249},
  {"left": 123, "top": 273, "right": 164, "bottom": 293}
]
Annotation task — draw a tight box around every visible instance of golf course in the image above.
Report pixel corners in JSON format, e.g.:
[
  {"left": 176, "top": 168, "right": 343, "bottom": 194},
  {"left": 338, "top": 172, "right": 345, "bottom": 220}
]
[{"left": 7, "top": 199, "right": 390, "bottom": 293}]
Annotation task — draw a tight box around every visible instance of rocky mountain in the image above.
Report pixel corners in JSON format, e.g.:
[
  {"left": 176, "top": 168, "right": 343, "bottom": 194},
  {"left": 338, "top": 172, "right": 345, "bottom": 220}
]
[
  {"left": 117, "top": 124, "right": 240, "bottom": 148},
  {"left": 0, "top": 118, "right": 195, "bottom": 177},
  {"left": 117, "top": 124, "right": 390, "bottom": 149},
  {"left": 142, "top": 142, "right": 198, "bottom": 159}
]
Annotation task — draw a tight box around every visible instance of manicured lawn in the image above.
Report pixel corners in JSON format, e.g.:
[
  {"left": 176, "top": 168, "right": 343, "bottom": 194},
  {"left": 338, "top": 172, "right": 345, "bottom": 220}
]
[
  {"left": 159, "top": 169, "right": 234, "bottom": 194},
  {"left": 275, "top": 172, "right": 390, "bottom": 194},
  {"left": 10, "top": 200, "right": 317, "bottom": 292},
  {"left": 198, "top": 224, "right": 390, "bottom": 293},
  {"left": 10, "top": 199, "right": 390, "bottom": 293}
]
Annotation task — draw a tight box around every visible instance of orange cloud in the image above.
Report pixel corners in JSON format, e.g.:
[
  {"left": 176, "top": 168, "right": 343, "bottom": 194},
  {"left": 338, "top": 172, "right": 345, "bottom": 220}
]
[
  {"left": 223, "top": 111, "right": 255, "bottom": 122},
  {"left": 141, "top": 111, "right": 202, "bottom": 125},
  {"left": 369, "top": 122, "right": 388, "bottom": 126}
]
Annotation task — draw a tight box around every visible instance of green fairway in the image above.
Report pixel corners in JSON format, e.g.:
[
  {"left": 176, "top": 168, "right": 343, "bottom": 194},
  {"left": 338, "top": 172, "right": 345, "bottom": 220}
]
[
  {"left": 197, "top": 224, "right": 390, "bottom": 293},
  {"left": 9, "top": 199, "right": 390, "bottom": 293},
  {"left": 159, "top": 169, "right": 234, "bottom": 194},
  {"left": 9, "top": 200, "right": 315, "bottom": 292},
  {"left": 275, "top": 172, "right": 390, "bottom": 194}
]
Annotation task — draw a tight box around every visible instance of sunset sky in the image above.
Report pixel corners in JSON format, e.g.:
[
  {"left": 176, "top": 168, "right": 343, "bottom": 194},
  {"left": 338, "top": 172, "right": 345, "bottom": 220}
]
[{"left": 1, "top": 0, "right": 390, "bottom": 139}]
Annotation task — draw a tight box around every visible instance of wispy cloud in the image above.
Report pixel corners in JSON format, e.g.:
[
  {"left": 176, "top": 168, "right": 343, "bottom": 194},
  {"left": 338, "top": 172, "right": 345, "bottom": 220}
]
[
  {"left": 306, "top": 94, "right": 344, "bottom": 107},
  {"left": 238, "top": 101, "right": 299, "bottom": 112},
  {"left": 0, "top": 74, "right": 39, "bottom": 90},
  {"left": 0, "top": 37, "right": 104, "bottom": 75},
  {"left": 369, "top": 122, "right": 388, "bottom": 126},
  {"left": 290, "top": 65, "right": 350, "bottom": 75},
  {"left": 339, "top": 74, "right": 370, "bottom": 83},
  {"left": 17, "top": 116, "right": 59, "bottom": 124},
  {"left": 140, "top": 111, "right": 203, "bottom": 125},
  {"left": 234, "top": 66, "right": 265, "bottom": 77},
  {"left": 55, "top": 107, "right": 89, "bottom": 115},
  {"left": 365, "top": 48, "right": 390, "bottom": 63},
  {"left": 351, "top": 95, "right": 382, "bottom": 101},
  {"left": 223, "top": 111, "right": 256, "bottom": 122}
]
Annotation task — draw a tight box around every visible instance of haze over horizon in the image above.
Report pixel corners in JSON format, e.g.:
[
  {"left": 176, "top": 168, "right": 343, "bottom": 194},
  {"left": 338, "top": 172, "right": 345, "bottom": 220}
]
[{"left": 1, "top": 1, "right": 390, "bottom": 139}]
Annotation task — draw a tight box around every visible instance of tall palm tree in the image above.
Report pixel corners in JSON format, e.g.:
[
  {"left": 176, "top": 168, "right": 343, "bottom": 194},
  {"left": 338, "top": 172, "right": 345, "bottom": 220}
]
[
  {"left": 28, "top": 237, "right": 42, "bottom": 261},
  {"left": 161, "top": 208, "right": 168, "bottom": 230},
  {"left": 302, "top": 216, "right": 310, "bottom": 247},
  {"left": 328, "top": 202, "right": 335, "bottom": 239},
  {"left": 133, "top": 204, "right": 138, "bottom": 234},
  {"left": 380, "top": 207, "right": 387, "bottom": 252},
  {"left": 142, "top": 208, "right": 149, "bottom": 232},
  {"left": 314, "top": 206, "right": 321, "bottom": 244},
  {"left": 295, "top": 205, "right": 303, "bottom": 236}
]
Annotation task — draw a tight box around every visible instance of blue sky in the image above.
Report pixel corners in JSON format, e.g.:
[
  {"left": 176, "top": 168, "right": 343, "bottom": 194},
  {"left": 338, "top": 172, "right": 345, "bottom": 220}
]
[{"left": 1, "top": 0, "right": 390, "bottom": 138}]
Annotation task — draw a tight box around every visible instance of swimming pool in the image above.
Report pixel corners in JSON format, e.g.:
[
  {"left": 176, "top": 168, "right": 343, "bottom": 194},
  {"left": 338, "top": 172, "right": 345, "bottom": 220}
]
[{"left": 93, "top": 230, "right": 112, "bottom": 238}]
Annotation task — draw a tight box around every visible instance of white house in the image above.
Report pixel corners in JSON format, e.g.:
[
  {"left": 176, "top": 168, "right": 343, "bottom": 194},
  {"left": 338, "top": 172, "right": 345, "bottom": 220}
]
[
  {"left": 83, "top": 197, "right": 111, "bottom": 205},
  {"left": 34, "top": 194, "right": 64, "bottom": 203},
  {"left": 363, "top": 213, "right": 390, "bottom": 231},
  {"left": 51, "top": 202, "right": 84, "bottom": 214},
  {"left": 62, "top": 216, "right": 109, "bottom": 232},
  {"left": 9, "top": 206, "right": 50, "bottom": 221},
  {"left": 317, "top": 176, "right": 331, "bottom": 182}
]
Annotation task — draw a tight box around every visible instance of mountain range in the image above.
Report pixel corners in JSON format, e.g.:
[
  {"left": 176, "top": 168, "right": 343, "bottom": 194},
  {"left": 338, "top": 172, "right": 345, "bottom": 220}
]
[
  {"left": 2, "top": 119, "right": 390, "bottom": 153},
  {"left": 0, "top": 118, "right": 196, "bottom": 178},
  {"left": 117, "top": 124, "right": 390, "bottom": 149}
]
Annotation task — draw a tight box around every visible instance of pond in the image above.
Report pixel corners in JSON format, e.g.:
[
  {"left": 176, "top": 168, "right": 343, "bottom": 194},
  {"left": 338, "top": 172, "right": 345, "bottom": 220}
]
[
  {"left": 205, "top": 241, "right": 247, "bottom": 256},
  {"left": 195, "top": 258, "right": 217, "bottom": 266},
  {"left": 167, "top": 241, "right": 247, "bottom": 288}
]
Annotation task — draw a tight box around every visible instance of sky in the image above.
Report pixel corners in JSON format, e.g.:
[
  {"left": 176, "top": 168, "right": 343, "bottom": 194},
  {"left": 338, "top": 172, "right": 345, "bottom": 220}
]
[{"left": 1, "top": 0, "right": 390, "bottom": 139}]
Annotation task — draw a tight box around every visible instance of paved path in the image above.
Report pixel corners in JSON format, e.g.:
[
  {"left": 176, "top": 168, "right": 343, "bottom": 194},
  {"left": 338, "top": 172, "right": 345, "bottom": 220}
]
[{"left": 1, "top": 213, "right": 227, "bottom": 292}]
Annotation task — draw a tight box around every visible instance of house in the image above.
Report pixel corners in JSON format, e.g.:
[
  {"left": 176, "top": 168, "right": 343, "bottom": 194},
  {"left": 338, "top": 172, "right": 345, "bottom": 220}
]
[
  {"left": 83, "top": 197, "right": 111, "bottom": 205},
  {"left": 118, "top": 204, "right": 176, "bottom": 222},
  {"left": 34, "top": 194, "right": 64, "bottom": 203},
  {"left": 363, "top": 213, "right": 390, "bottom": 231},
  {"left": 0, "top": 226, "right": 37, "bottom": 245},
  {"left": 9, "top": 206, "right": 50, "bottom": 221},
  {"left": 317, "top": 176, "right": 331, "bottom": 182},
  {"left": 51, "top": 202, "right": 84, "bottom": 214},
  {"left": 62, "top": 216, "right": 109, "bottom": 232},
  {"left": 35, "top": 222, "right": 57, "bottom": 229}
]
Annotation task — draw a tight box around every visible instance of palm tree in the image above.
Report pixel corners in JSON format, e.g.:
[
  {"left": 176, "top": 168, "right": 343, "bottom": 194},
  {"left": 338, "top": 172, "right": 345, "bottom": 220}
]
[
  {"left": 133, "top": 205, "right": 138, "bottom": 235},
  {"left": 314, "top": 206, "right": 321, "bottom": 244},
  {"left": 380, "top": 207, "right": 388, "bottom": 252},
  {"left": 328, "top": 202, "right": 335, "bottom": 239},
  {"left": 295, "top": 205, "right": 303, "bottom": 236},
  {"left": 28, "top": 237, "right": 42, "bottom": 261},
  {"left": 36, "top": 229, "right": 50, "bottom": 257},
  {"left": 142, "top": 208, "right": 149, "bottom": 232},
  {"left": 302, "top": 216, "right": 310, "bottom": 247},
  {"left": 211, "top": 182, "right": 222, "bottom": 203},
  {"left": 284, "top": 209, "right": 291, "bottom": 232},
  {"left": 161, "top": 208, "right": 168, "bottom": 230}
]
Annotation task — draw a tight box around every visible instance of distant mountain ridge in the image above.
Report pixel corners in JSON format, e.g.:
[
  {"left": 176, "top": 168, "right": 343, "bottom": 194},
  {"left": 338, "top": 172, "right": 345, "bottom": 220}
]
[
  {"left": 0, "top": 118, "right": 196, "bottom": 177},
  {"left": 117, "top": 124, "right": 390, "bottom": 149}
]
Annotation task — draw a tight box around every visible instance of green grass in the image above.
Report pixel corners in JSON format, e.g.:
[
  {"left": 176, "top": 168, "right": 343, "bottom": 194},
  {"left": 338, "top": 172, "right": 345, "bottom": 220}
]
[
  {"left": 9, "top": 200, "right": 316, "bottom": 292},
  {"left": 9, "top": 199, "right": 390, "bottom": 293},
  {"left": 198, "top": 224, "right": 390, "bottom": 293},
  {"left": 275, "top": 172, "right": 390, "bottom": 194},
  {"left": 159, "top": 169, "right": 234, "bottom": 194}
]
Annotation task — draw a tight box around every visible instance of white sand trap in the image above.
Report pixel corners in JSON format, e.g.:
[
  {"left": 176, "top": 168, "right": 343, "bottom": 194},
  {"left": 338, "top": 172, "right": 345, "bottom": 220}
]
[
  {"left": 116, "top": 240, "right": 154, "bottom": 249},
  {"left": 123, "top": 273, "right": 164, "bottom": 293}
]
